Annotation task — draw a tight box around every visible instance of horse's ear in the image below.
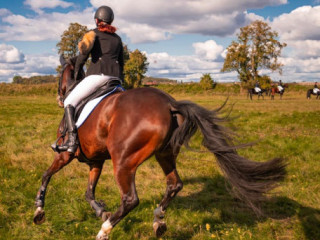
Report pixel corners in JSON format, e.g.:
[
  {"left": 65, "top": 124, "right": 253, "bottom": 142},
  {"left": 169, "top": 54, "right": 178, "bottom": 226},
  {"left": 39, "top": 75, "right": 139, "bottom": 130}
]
[
  {"left": 67, "top": 56, "right": 77, "bottom": 69},
  {"left": 60, "top": 54, "right": 66, "bottom": 66}
]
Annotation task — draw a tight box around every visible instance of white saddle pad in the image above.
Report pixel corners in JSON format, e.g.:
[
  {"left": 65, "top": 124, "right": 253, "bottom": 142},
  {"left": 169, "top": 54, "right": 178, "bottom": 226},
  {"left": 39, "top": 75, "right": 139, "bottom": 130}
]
[{"left": 76, "top": 86, "right": 123, "bottom": 128}]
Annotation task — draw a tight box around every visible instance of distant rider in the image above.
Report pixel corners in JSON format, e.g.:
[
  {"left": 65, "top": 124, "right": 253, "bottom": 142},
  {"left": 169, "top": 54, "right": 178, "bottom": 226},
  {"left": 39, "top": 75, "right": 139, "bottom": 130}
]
[
  {"left": 254, "top": 81, "right": 261, "bottom": 93},
  {"left": 277, "top": 80, "right": 284, "bottom": 92},
  {"left": 313, "top": 82, "right": 319, "bottom": 94}
]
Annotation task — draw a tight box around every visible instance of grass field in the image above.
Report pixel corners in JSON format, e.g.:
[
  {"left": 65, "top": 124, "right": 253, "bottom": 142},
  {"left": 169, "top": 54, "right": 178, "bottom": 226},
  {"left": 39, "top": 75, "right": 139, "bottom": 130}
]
[{"left": 0, "top": 87, "right": 320, "bottom": 240}]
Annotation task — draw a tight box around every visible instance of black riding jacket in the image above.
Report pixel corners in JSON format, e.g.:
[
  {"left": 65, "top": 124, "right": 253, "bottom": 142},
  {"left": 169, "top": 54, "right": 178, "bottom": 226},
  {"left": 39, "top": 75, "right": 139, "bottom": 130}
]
[{"left": 75, "top": 28, "right": 124, "bottom": 81}]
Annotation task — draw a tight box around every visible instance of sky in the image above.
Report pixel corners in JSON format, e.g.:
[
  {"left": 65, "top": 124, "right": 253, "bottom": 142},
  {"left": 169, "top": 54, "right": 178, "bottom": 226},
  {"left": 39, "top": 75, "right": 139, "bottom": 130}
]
[{"left": 0, "top": 0, "right": 320, "bottom": 83}]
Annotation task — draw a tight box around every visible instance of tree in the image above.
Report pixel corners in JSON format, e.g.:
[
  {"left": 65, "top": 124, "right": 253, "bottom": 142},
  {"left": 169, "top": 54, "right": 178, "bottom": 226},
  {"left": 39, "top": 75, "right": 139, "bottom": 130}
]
[
  {"left": 200, "top": 73, "right": 214, "bottom": 90},
  {"left": 221, "top": 20, "right": 286, "bottom": 88},
  {"left": 124, "top": 49, "right": 149, "bottom": 88},
  {"left": 56, "top": 23, "right": 88, "bottom": 58},
  {"left": 123, "top": 44, "right": 130, "bottom": 64},
  {"left": 12, "top": 75, "right": 23, "bottom": 84},
  {"left": 257, "top": 75, "right": 272, "bottom": 89}
]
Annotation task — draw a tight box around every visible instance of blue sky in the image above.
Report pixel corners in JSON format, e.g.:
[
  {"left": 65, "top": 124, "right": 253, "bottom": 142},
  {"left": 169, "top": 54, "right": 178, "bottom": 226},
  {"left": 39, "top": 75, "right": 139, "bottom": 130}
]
[{"left": 0, "top": 0, "right": 320, "bottom": 83}]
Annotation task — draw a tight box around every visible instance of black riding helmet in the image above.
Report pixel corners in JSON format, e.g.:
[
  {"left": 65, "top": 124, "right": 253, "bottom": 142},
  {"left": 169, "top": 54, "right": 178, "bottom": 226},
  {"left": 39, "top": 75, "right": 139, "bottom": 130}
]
[{"left": 94, "top": 6, "right": 114, "bottom": 25}]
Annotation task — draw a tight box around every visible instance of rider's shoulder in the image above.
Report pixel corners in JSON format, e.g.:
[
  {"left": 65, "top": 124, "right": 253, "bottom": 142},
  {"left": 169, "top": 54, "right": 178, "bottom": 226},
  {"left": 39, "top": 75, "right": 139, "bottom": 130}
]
[{"left": 78, "top": 30, "right": 97, "bottom": 55}]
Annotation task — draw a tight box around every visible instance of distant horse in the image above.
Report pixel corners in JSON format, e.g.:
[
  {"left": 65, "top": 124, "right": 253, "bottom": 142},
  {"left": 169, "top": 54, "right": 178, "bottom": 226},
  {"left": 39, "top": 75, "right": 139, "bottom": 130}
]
[
  {"left": 270, "top": 84, "right": 288, "bottom": 100},
  {"left": 247, "top": 88, "right": 268, "bottom": 100},
  {"left": 34, "top": 56, "right": 286, "bottom": 240},
  {"left": 307, "top": 89, "right": 320, "bottom": 99}
]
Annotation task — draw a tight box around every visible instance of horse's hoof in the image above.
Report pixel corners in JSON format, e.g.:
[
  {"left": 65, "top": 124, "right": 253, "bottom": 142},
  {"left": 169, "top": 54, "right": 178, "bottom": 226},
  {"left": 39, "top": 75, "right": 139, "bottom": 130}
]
[
  {"left": 101, "top": 211, "right": 112, "bottom": 221},
  {"left": 96, "top": 230, "right": 109, "bottom": 240},
  {"left": 153, "top": 221, "right": 167, "bottom": 238},
  {"left": 33, "top": 207, "right": 45, "bottom": 225},
  {"left": 96, "top": 235, "right": 109, "bottom": 240}
]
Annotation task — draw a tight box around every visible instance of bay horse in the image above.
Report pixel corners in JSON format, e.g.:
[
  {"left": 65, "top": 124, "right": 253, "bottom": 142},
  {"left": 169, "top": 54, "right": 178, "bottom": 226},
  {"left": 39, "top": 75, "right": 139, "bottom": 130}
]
[
  {"left": 307, "top": 89, "right": 320, "bottom": 99},
  {"left": 34, "top": 56, "right": 286, "bottom": 240},
  {"left": 247, "top": 88, "right": 268, "bottom": 100},
  {"left": 270, "top": 84, "right": 288, "bottom": 100}
]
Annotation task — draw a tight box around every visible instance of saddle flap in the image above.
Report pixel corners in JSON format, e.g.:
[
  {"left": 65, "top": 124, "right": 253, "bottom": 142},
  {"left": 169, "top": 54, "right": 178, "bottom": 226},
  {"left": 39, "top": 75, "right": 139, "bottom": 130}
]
[{"left": 75, "top": 84, "right": 124, "bottom": 128}]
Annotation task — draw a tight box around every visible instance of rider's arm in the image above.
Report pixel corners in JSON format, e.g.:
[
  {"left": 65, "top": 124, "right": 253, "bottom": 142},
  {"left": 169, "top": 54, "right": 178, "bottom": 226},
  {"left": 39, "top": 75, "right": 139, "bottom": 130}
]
[
  {"left": 118, "top": 41, "right": 124, "bottom": 81},
  {"left": 74, "top": 54, "right": 89, "bottom": 80}
]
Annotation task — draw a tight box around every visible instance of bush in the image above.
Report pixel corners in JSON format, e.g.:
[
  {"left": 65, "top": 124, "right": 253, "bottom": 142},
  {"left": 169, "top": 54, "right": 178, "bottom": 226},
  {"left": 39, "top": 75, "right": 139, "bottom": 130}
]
[{"left": 0, "top": 83, "right": 57, "bottom": 96}]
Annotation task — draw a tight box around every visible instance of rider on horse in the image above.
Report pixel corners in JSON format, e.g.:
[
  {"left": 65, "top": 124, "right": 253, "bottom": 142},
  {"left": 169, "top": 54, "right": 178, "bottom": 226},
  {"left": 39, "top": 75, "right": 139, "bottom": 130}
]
[
  {"left": 54, "top": 6, "right": 124, "bottom": 153},
  {"left": 277, "top": 80, "right": 284, "bottom": 92},
  {"left": 254, "top": 81, "right": 261, "bottom": 93},
  {"left": 313, "top": 82, "right": 319, "bottom": 94}
]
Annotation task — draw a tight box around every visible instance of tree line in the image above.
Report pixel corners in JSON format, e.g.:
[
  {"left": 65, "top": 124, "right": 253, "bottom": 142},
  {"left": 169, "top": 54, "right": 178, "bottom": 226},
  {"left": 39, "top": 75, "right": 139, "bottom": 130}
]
[
  {"left": 12, "top": 75, "right": 58, "bottom": 84},
  {"left": 12, "top": 20, "right": 285, "bottom": 89}
]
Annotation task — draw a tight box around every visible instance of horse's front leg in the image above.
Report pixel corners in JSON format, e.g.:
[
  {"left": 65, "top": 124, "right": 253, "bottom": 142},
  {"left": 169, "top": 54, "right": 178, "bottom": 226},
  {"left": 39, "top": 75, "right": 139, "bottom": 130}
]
[
  {"left": 85, "top": 161, "right": 110, "bottom": 221},
  {"left": 34, "top": 152, "right": 74, "bottom": 224}
]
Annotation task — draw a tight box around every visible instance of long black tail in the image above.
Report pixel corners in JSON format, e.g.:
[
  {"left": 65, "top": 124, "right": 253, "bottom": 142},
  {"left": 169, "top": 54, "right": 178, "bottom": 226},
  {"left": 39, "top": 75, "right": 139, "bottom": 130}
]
[{"left": 169, "top": 99, "right": 286, "bottom": 215}]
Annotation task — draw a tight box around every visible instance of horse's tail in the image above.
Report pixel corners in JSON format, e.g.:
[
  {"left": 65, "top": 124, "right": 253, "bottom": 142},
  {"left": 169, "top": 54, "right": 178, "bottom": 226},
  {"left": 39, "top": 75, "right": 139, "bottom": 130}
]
[{"left": 168, "top": 99, "right": 286, "bottom": 215}]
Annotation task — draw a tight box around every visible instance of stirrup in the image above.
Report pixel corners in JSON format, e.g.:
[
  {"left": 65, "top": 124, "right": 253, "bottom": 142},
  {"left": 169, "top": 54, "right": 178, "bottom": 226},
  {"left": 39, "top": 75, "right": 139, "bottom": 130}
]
[
  {"left": 66, "top": 144, "right": 78, "bottom": 154},
  {"left": 51, "top": 142, "right": 78, "bottom": 154},
  {"left": 51, "top": 135, "right": 65, "bottom": 153}
]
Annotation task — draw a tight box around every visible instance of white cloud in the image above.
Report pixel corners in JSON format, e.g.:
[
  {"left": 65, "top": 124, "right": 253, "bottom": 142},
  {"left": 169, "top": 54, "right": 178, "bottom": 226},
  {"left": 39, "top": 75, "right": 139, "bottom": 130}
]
[
  {"left": 287, "top": 40, "right": 320, "bottom": 59},
  {"left": 0, "top": 44, "right": 25, "bottom": 63},
  {"left": 146, "top": 50, "right": 225, "bottom": 82},
  {"left": 193, "top": 40, "right": 224, "bottom": 61},
  {"left": 91, "top": 0, "right": 287, "bottom": 18},
  {"left": 0, "top": 44, "right": 59, "bottom": 82},
  {"left": 268, "top": 5, "right": 320, "bottom": 81},
  {"left": 272, "top": 6, "right": 320, "bottom": 41},
  {"left": 90, "top": 0, "right": 286, "bottom": 42},
  {"left": 0, "top": 0, "right": 286, "bottom": 44},
  {"left": 0, "top": 9, "right": 95, "bottom": 41},
  {"left": 118, "top": 22, "right": 171, "bottom": 43},
  {"left": 0, "top": 8, "right": 11, "bottom": 17},
  {"left": 24, "top": 0, "right": 74, "bottom": 13}
]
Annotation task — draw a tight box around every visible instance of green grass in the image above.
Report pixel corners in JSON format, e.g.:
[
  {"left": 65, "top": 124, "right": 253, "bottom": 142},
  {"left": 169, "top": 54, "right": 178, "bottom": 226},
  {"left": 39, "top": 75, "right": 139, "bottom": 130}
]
[{"left": 0, "top": 89, "right": 320, "bottom": 240}]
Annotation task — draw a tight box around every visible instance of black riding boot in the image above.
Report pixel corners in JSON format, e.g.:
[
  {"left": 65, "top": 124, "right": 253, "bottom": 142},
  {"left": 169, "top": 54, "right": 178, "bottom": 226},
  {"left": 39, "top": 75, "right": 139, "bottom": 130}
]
[{"left": 56, "top": 105, "right": 78, "bottom": 153}]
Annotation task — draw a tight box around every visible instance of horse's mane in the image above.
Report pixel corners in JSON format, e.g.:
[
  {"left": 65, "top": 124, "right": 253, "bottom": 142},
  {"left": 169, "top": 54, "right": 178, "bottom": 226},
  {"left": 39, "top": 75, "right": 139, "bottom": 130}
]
[
  {"left": 66, "top": 56, "right": 77, "bottom": 67},
  {"left": 59, "top": 54, "right": 77, "bottom": 68}
]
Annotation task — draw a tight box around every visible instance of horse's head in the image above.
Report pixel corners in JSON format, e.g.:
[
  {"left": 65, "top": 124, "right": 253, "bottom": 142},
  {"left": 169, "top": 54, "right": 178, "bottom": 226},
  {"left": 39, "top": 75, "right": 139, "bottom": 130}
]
[{"left": 57, "top": 55, "right": 84, "bottom": 108}]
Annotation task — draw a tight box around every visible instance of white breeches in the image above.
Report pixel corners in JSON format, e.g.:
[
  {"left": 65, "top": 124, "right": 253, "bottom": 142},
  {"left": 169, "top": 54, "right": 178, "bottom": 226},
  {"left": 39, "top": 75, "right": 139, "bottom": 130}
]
[
  {"left": 64, "top": 75, "right": 117, "bottom": 108},
  {"left": 313, "top": 88, "right": 319, "bottom": 94},
  {"left": 254, "top": 87, "right": 261, "bottom": 93},
  {"left": 278, "top": 86, "right": 284, "bottom": 92}
]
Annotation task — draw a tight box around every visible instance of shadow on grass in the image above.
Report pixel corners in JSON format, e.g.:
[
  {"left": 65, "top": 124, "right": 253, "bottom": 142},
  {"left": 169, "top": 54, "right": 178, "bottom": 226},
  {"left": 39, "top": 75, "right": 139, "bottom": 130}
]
[{"left": 159, "top": 175, "right": 320, "bottom": 240}]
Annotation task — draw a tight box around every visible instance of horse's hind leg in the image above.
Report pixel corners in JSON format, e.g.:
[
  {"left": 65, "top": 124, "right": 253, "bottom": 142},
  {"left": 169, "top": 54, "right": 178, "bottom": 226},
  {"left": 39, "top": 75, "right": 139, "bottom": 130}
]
[
  {"left": 85, "top": 162, "right": 110, "bottom": 221},
  {"left": 153, "top": 147, "right": 183, "bottom": 237},
  {"left": 34, "top": 152, "right": 74, "bottom": 224}
]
